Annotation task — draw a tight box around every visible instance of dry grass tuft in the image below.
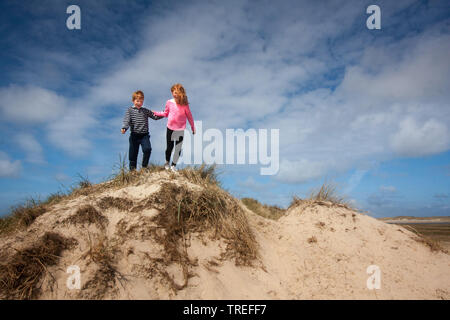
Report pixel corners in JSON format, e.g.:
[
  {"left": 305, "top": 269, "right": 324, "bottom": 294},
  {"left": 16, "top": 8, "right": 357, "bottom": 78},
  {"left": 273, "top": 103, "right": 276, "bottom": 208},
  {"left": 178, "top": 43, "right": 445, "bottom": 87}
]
[
  {"left": 0, "top": 232, "right": 77, "bottom": 299},
  {"left": 178, "top": 164, "right": 220, "bottom": 186},
  {"left": 65, "top": 205, "right": 108, "bottom": 229},
  {"left": 82, "top": 234, "right": 124, "bottom": 299},
  {"left": 289, "top": 181, "right": 353, "bottom": 211},
  {"left": 108, "top": 154, "right": 165, "bottom": 188},
  {"left": 241, "top": 197, "right": 285, "bottom": 220},
  {"left": 0, "top": 200, "right": 47, "bottom": 236},
  {"left": 308, "top": 181, "right": 349, "bottom": 205},
  {"left": 43, "top": 192, "right": 66, "bottom": 206},
  {"left": 97, "top": 197, "right": 134, "bottom": 211},
  {"left": 155, "top": 182, "right": 258, "bottom": 264},
  {"left": 288, "top": 196, "right": 305, "bottom": 209},
  {"left": 146, "top": 181, "right": 258, "bottom": 291}
]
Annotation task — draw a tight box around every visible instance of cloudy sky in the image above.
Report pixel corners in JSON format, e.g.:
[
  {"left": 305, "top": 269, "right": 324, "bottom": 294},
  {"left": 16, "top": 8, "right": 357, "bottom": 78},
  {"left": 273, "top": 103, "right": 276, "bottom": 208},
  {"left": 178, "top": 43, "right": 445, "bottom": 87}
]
[{"left": 0, "top": 0, "right": 449, "bottom": 217}]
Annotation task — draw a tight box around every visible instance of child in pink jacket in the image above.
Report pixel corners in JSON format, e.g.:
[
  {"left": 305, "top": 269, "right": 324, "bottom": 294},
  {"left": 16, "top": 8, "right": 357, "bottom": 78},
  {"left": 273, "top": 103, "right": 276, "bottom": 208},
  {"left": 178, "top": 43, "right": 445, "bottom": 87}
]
[{"left": 153, "top": 83, "right": 195, "bottom": 171}]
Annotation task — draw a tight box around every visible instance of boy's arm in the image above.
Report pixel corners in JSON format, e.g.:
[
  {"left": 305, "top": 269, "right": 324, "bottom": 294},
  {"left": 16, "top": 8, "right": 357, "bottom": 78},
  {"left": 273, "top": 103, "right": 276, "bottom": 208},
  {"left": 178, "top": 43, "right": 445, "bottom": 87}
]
[
  {"left": 122, "top": 108, "right": 131, "bottom": 132},
  {"left": 153, "top": 101, "right": 169, "bottom": 117},
  {"left": 185, "top": 106, "right": 195, "bottom": 133}
]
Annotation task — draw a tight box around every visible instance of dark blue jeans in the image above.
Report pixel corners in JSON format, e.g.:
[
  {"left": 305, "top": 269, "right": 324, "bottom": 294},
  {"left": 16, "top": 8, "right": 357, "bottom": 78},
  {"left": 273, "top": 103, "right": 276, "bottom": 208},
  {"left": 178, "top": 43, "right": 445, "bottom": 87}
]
[{"left": 129, "top": 132, "right": 151, "bottom": 170}]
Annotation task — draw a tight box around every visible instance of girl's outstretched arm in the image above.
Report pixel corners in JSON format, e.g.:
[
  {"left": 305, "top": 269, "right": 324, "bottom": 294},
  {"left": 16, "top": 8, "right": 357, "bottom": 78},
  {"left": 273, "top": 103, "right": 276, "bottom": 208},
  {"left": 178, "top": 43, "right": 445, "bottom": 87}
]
[{"left": 153, "top": 101, "right": 169, "bottom": 117}]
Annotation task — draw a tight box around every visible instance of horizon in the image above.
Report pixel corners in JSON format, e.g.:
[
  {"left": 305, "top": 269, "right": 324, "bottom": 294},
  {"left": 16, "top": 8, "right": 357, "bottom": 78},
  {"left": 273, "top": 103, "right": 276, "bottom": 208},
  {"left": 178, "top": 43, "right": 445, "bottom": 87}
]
[{"left": 1, "top": 0, "right": 449, "bottom": 218}]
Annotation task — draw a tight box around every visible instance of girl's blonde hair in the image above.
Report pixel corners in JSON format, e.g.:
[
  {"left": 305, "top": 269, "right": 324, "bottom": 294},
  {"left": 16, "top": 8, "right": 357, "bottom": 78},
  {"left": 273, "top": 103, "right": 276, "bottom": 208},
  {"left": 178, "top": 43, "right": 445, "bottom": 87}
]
[{"left": 171, "top": 83, "right": 189, "bottom": 106}]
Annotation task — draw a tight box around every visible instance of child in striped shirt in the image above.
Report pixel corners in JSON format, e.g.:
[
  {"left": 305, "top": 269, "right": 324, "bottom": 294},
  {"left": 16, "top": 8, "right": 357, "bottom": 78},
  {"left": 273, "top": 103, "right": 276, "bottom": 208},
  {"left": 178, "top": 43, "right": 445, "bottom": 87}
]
[
  {"left": 121, "top": 90, "right": 163, "bottom": 171},
  {"left": 153, "top": 84, "right": 195, "bottom": 172}
]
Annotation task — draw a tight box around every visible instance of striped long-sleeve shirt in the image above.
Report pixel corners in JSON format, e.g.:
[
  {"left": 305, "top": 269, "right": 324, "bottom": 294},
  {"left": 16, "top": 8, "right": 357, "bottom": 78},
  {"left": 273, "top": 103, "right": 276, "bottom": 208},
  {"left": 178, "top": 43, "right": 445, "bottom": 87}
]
[{"left": 122, "top": 106, "right": 163, "bottom": 134}]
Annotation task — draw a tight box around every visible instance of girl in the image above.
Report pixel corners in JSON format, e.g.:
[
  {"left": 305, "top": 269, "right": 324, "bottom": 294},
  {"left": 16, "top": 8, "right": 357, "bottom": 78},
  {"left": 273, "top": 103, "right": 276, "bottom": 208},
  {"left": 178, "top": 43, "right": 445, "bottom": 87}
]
[{"left": 153, "top": 83, "right": 195, "bottom": 171}]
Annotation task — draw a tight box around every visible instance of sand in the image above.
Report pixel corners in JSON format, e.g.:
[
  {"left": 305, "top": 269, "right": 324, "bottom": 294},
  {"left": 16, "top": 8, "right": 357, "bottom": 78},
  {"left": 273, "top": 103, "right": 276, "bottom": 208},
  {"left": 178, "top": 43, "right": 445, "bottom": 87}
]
[{"left": 1, "top": 170, "right": 449, "bottom": 300}]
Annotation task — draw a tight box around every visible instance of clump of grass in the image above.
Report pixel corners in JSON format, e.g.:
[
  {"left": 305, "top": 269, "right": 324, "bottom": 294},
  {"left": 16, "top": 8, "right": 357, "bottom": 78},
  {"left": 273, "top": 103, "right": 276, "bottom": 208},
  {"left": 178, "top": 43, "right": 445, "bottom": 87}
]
[
  {"left": 82, "top": 234, "right": 124, "bottom": 299},
  {"left": 110, "top": 154, "right": 138, "bottom": 187},
  {"left": 308, "top": 181, "right": 348, "bottom": 204},
  {"left": 97, "top": 197, "right": 134, "bottom": 211},
  {"left": 68, "top": 173, "right": 94, "bottom": 197},
  {"left": 149, "top": 181, "right": 258, "bottom": 291},
  {"left": 289, "top": 181, "right": 351, "bottom": 210},
  {"left": 307, "top": 236, "right": 318, "bottom": 244},
  {"left": 108, "top": 154, "right": 164, "bottom": 188},
  {"left": 76, "top": 173, "right": 92, "bottom": 189},
  {"left": 65, "top": 205, "right": 108, "bottom": 229},
  {"left": 43, "top": 191, "right": 66, "bottom": 206},
  {"left": 0, "top": 232, "right": 77, "bottom": 299},
  {"left": 0, "top": 199, "right": 47, "bottom": 236},
  {"left": 241, "top": 197, "right": 285, "bottom": 220},
  {"left": 288, "top": 196, "right": 305, "bottom": 209},
  {"left": 178, "top": 164, "right": 220, "bottom": 186}
]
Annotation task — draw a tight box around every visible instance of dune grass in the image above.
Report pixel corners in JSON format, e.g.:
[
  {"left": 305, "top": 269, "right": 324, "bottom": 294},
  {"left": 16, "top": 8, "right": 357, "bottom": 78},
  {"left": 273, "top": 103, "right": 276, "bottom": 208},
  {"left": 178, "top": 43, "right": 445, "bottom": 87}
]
[
  {"left": 241, "top": 197, "right": 285, "bottom": 220},
  {"left": 0, "top": 174, "right": 96, "bottom": 237},
  {"left": 154, "top": 181, "right": 258, "bottom": 265},
  {"left": 0, "top": 232, "right": 77, "bottom": 299},
  {"left": 0, "top": 199, "right": 47, "bottom": 236},
  {"left": 138, "top": 178, "right": 258, "bottom": 291},
  {"left": 64, "top": 205, "right": 108, "bottom": 229},
  {"left": 289, "top": 180, "right": 352, "bottom": 209}
]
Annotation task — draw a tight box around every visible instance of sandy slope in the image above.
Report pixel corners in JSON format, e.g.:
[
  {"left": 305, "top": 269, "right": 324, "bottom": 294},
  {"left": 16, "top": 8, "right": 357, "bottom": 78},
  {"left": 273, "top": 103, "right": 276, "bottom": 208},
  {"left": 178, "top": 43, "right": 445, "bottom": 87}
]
[{"left": 1, "top": 171, "right": 449, "bottom": 300}]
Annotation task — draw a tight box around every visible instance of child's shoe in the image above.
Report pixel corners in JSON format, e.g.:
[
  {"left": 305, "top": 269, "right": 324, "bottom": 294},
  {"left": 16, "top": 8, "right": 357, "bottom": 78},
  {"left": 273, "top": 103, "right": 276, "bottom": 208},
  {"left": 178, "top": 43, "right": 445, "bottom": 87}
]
[
  {"left": 164, "top": 162, "right": 170, "bottom": 170},
  {"left": 170, "top": 165, "right": 177, "bottom": 172}
]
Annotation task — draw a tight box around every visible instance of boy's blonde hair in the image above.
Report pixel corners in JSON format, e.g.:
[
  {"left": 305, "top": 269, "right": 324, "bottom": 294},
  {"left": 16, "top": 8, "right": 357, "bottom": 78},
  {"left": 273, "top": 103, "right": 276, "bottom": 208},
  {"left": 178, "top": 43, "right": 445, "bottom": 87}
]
[
  {"left": 171, "top": 83, "right": 189, "bottom": 105},
  {"left": 132, "top": 90, "right": 144, "bottom": 102}
]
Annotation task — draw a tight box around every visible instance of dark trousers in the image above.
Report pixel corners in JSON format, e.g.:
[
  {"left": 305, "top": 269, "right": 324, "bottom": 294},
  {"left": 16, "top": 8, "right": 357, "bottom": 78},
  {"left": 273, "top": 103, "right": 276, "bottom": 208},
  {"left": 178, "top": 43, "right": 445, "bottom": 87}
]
[
  {"left": 129, "top": 132, "right": 151, "bottom": 170},
  {"left": 166, "top": 128, "right": 184, "bottom": 166}
]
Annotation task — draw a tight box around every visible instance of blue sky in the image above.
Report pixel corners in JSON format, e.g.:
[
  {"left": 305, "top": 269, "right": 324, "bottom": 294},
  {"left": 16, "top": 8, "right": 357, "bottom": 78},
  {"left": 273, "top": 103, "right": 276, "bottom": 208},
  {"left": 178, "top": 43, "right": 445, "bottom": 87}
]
[{"left": 0, "top": 0, "right": 449, "bottom": 218}]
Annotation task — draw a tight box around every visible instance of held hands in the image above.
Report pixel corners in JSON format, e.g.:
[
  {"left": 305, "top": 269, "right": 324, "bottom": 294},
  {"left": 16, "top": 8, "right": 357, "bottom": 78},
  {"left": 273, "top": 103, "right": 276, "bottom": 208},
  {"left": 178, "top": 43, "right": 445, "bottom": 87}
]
[{"left": 121, "top": 128, "right": 126, "bottom": 134}]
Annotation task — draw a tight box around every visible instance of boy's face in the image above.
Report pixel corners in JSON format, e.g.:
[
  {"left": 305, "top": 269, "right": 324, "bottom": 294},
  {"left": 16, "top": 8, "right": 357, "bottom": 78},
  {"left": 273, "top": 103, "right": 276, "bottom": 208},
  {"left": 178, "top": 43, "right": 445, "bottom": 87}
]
[{"left": 134, "top": 96, "right": 144, "bottom": 108}]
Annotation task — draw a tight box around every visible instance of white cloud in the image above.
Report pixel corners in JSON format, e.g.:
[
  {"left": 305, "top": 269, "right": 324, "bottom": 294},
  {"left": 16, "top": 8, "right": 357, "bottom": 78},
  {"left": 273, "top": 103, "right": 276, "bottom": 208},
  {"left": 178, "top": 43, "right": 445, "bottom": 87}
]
[
  {"left": 390, "top": 117, "right": 449, "bottom": 157},
  {"left": 0, "top": 85, "right": 65, "bottom": 123},
  {"left": 46, "top": 107, "right": 98, "bottom": 156},
  {"left": 0, "top": 152, "right": 21, "bottom": 178},
  {"left": 2, "top": 0, "right": 449, "bottom": 186},
  {"left": 275, "top": 158, "right": 338, "bottom": 184},
  {"left": 15, "top": 133, "right": 45, "bottom": 164}
]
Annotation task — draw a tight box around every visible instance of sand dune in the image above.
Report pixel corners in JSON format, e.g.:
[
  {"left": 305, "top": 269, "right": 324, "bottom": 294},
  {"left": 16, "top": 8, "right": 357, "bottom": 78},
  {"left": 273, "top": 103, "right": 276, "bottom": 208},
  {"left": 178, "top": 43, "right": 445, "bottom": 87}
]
[{"left": 1, "top": 170, "right": 449, "bottom": 300}]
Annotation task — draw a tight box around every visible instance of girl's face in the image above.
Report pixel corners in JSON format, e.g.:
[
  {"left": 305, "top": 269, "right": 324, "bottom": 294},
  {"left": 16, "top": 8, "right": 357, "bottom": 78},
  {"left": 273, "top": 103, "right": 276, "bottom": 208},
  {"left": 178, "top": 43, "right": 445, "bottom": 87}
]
[{"left": 172, "top": 90, "right": 180, "bottom": 101}]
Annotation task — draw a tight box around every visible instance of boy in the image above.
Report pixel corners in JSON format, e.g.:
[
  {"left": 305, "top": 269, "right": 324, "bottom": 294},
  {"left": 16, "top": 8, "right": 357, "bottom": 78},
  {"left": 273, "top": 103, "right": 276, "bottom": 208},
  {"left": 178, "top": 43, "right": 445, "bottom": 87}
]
[{"left": 121, "top": 90, "right": 163, "bottom": 171}]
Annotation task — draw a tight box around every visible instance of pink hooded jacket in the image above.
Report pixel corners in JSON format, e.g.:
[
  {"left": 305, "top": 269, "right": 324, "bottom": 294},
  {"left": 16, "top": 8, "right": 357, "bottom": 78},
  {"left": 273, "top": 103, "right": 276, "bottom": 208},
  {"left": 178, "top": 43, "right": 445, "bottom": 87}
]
[{"left": 154, "top": 99, "right": 195, "bottom": 132}]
